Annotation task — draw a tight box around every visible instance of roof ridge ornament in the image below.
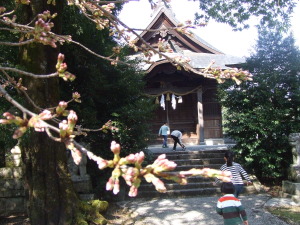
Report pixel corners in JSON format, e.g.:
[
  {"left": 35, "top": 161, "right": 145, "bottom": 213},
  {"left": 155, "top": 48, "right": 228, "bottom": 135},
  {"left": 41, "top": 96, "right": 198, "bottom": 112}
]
[{"left": 151, "top": 0, "right": 172, "bottom": 17}]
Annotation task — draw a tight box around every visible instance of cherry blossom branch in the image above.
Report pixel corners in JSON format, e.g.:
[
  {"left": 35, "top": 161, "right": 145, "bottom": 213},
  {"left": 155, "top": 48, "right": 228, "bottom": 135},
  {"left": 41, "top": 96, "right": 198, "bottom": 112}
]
[
  {"left": 0, "top": 67, "right": 58, "bottom": 78},
  {"left": 70, "top": 39, "right": 131, "bottom": 66},
  {"left": 0, "top": 83, "right": 232, "bottom": 197},
  {"left": 0, "top": 39, "right": 35, "bottom": 46}
]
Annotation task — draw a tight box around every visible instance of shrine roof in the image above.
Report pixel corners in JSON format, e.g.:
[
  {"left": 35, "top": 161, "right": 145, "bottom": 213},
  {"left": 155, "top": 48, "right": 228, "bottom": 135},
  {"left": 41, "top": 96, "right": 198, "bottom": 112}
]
[
  {"left": 130, "top": 2, "right": 246, "bottom": 73},
  {"left": 130, "top": 51, "right": 246, "bottom": 72},
  {"left": 137, "top": 6, "right": 223, "bottom": 54}
]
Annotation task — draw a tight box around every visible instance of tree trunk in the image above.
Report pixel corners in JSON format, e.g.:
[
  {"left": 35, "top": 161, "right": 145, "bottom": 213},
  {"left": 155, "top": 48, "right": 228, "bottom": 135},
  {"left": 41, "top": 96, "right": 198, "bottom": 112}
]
[{"left": 19, "top": 1, "right": 79, "bottom": 224}]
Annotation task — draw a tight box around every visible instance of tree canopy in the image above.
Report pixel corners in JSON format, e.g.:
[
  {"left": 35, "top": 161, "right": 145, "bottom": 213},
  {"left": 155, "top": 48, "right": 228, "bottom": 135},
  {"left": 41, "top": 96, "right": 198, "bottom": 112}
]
[
  {"left": 193, "top": 0, "right": 296, "bottom": 30},
  {"left": 218, "top": 27, "right": 300, "bottom": 180}
]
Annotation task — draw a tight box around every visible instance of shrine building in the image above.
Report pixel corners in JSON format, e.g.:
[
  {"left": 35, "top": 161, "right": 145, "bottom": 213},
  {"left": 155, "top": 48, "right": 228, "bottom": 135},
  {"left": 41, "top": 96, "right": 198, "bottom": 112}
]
[{"left": 131, "top": 1, "right": 245, "bottom": 145}]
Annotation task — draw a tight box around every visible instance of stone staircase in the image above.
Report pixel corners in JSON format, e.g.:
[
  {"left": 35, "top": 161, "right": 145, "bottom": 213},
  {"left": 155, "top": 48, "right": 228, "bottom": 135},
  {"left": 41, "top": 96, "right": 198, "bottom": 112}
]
[{"left": 134, "top": 149, "right": 259, "bottom": 199}]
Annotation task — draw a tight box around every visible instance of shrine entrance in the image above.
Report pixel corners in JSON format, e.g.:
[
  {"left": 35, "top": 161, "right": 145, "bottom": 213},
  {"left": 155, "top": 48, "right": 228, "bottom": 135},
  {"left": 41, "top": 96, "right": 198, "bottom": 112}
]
[
  {"left": 131, "top": 2, "right": 244, "bottom": 144},
  {"left": 151, "top": 93, "right": 198, "bottom": 137},
  {"left": 149, "top": 90, "right": 222, "bottom": 143}
]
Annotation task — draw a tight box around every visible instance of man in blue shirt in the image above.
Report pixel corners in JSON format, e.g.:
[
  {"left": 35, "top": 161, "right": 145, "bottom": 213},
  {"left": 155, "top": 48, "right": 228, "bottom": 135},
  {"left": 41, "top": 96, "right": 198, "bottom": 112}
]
[{"left": 158, "top": 122, "right": 170, "bottom": 148}]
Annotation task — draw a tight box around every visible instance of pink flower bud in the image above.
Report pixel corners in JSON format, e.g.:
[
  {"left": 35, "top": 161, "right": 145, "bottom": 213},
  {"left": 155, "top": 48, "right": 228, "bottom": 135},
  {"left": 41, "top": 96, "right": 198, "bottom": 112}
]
[
  {"left": 58, "top": 53, "right": 65, "bottom": 62},
  {"left": 71, "top": 148, "right": 82, "bottom": 165},
  {"left": 59, "top": 120, "right": 68, "bottom": 137},
  {"left": 59, "top": 120, "right": 68, "bottom": 130},
  {"left": 97, "top": 158, "right": 108, "bottom": 170},
  {"left": 153, "top": 177, "right": 166, "bottom": 193},
  {"left": 13, "top": 126, "right": 27, "bottom": 139},
  {"left": 0, "top": 119, "right": 10, "bottom": 124},
  {"left": 113, "top": 179, "right": 120, "bottom": 195},
  {"left": 39, "top": 110, "right": 52, "bottom": 120},
  {"left": 136, "top": 151, "right": 145, "bottom": 164},
  {"left": 126, "top": 154, "right": 136, "bottom": 164},
  {"left": 128, "top": 186, "right": 138, "bottom": 197},
  {"left": 72, "top": 92, "right": 81, "bottom": 100},
  {"left": 110, "top": 141, "right": 121, "bottom": 154},
  {"left": 3, "top": 112, "right": 15, "bottom": 120},
  {"left": 106, "top": 177, "right": 114, "bottom": 191},
  {"left": 59, "top": 101, "right": 68, "bottom": 108},
  {"left": 67, "top": 110, "right": 78, "bottom": 124}
]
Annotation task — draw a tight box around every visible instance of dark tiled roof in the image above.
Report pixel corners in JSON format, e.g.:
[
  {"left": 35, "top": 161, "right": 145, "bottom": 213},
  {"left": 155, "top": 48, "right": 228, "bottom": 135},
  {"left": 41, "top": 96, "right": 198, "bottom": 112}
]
[{"left": 130, "top": 51, "right": 245, "bottom": 71}]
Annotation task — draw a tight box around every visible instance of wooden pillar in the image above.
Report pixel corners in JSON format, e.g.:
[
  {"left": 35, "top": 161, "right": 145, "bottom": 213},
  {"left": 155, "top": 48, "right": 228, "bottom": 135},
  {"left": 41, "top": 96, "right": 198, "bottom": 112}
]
[{"left": 197, "top": 88, "right": 204, "bottom": 143}]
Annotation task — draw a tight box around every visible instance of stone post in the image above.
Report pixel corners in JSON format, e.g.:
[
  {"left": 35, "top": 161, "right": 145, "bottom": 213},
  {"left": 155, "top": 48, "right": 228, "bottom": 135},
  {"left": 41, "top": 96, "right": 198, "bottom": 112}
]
[
  {"left": 67, "top": 149, "right": 94, "bottom": 200},
  {"left": 288, "top": 133, "right": 300, "bottom": 182},
  {"left": 10, "top": 145, "right": 22, "bottom": 167},
  {"left": 281, "top": 133, "right": 300, "bottom": 202}
]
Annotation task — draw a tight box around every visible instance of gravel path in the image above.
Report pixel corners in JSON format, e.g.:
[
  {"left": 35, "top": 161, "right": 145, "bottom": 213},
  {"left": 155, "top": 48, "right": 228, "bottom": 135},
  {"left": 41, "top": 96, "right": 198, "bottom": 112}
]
[{"left": 116, "top": 194, "right": 296, "bottom": 225}]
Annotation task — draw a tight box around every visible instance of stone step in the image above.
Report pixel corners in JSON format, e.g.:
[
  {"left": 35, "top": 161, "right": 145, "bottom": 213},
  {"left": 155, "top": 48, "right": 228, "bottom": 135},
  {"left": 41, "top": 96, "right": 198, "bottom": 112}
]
[
  {"left": 0, "top": 189, "right": 25, "bottom": 198},
  {"left": 139, "top": 181, "right": 214, "bottom": 192},
  {"left": 136, "top": 187, "right": 220, "bottom": 198},
  {"left": 149, "top": 136, "right": 199, "bottom": 145},
  {"left": 0, "top": 167, "right": 23, "bottom": 179},
  {"left": 141, "top": 176, "right": 214, "bottom": 185},
  {"left": 151, "top": 150, "right": 226, "bottom": 155},
  {"left": 167, "top": 158, "right": 224, "bottom": 166},
  {"left": 151, "top": 152, "right": 225, "bottom": 160},
  {"left": 134, "top": 185, "right": 258, "bottom": 199},
  {"left": 172, "top": 164, "right": 223, "bottom": 171},
  {"left": 134, "top": 148, "right": 260, "bottom": 199},
  {"left": 0, "top": 178, "right": 24, "bottom": 191},
  {"left": 0, "top": 197, "right": 26, "bottom": 216}
]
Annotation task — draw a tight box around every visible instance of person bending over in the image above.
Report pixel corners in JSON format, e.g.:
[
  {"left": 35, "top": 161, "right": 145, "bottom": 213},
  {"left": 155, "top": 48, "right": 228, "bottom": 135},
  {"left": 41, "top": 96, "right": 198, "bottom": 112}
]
[{"left": 170, "top": 129, "right": 186, "bottom": 151}]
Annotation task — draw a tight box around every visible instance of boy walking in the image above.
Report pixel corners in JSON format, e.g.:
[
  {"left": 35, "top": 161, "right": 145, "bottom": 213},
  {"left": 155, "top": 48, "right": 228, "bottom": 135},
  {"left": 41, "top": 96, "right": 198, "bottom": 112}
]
[
  {"left": 216, "top": 182, "right": 249, "bottom": 225},
  {"left": 158, "top": 122, "right": 170, "bottom": 148}
]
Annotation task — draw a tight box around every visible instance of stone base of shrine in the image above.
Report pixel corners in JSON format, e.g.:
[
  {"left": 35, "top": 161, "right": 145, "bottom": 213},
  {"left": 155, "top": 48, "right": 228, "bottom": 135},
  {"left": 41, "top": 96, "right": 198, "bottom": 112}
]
[
  {"left": 281, "top": 180, "right": 300, "bottom": 203},
  {"left": 72, "top": 176, "right": 95, "bottom": 200},
  {"left": 204, "top": 138, "right": 225, "bottom": 146}
]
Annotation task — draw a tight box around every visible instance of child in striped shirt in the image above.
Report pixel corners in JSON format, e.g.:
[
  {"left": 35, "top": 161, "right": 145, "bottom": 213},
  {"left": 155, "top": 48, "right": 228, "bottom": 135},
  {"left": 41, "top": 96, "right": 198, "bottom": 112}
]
[
  {"left": 214, "top": 150, "right": 252, "bottom": 198},
  {"left": 216, "top": 182, "right": 249, "bottom": 225}
]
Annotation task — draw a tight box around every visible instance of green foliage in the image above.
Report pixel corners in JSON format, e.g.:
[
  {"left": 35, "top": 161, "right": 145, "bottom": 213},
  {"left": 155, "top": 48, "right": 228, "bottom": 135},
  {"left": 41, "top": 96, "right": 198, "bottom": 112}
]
[
  {"left": 59, "top": 4, "right": 155, "bottom": 197},
  {"left": 0, "top": 1, "right": 21, "bottom": 166},
  {"left": 60, "top": 5, "right": 155, "bottom": 155},
  {"left": 195, "top": 0, "right": 296, "bottom": 31},
  {"left": 218, "top": 27, "right": 300, "bottom": 180},
  {"left": 76, "top": 200, "right": 108, "bottom": 225}
]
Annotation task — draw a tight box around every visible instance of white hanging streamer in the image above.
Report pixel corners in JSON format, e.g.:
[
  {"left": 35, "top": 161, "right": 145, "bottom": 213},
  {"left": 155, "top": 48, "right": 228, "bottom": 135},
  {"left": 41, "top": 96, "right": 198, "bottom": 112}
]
[
  {"left": 178, "top": 96, "right": 183, "bottom": 103},
  {"left": 160, "top": 94, "right": 165, "bottom": 110},
  {"left": 171, "top": 94, "right": 176, "bottom": 109}
]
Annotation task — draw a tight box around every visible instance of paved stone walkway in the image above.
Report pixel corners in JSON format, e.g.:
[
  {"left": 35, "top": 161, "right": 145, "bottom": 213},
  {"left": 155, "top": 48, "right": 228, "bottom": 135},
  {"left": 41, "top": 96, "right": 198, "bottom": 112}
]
[
  {"left": 118, "top": 194, "right": 299, "bottom": 225},
  {"left": 117, "top": 144, "right": 299, "bottom": 225}
]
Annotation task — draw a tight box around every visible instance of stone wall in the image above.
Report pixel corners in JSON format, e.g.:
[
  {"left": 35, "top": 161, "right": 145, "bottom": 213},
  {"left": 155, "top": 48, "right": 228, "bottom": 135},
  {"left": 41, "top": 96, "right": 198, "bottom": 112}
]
[
  {"left": 0, "top": 146, "right": 25, "bottom": 216},
  {"left": 0, "top": 146, "right": 94, "bottom": 216}
]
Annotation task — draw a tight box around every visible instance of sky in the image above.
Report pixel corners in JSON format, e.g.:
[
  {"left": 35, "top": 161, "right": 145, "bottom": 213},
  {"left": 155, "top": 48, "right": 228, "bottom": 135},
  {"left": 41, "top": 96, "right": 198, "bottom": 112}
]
[{"left": 119, "top": 0, "right": 300, "bottom": 57}]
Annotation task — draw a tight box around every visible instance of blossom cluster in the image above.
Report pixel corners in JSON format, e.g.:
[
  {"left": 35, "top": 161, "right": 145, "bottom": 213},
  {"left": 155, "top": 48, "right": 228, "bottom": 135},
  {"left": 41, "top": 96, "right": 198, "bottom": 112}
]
[
  {"left": 56, "top": 54, "right": 76, "bottom": 81},
  {"left": 85, "top": 143, "right": 233, "bottom": 197},
  {"left": 33, "top": 11, "right": 58, "bottom": 48},
  {"left": 59, "top": 110, "right": 78, "bottom": 138},
  {"left": 157, "top": 38, "right": 173, "bottom": 53},
  {"left": 205, "top": 67, "right": 253, "bottom": 85}
]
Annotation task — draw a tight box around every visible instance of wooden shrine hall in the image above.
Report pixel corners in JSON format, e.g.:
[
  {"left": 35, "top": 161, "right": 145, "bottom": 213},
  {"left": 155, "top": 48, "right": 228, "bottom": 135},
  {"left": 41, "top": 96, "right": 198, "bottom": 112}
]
[{"left": 131, "top": 1, "right": 245, "bottom": 145}]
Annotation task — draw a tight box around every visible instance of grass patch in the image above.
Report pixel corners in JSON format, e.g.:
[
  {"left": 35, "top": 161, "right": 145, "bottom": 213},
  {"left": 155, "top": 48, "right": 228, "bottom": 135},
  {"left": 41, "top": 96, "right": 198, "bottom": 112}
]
[{"left": 266, "top": 206, "right": 300, "bottom": 225}]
